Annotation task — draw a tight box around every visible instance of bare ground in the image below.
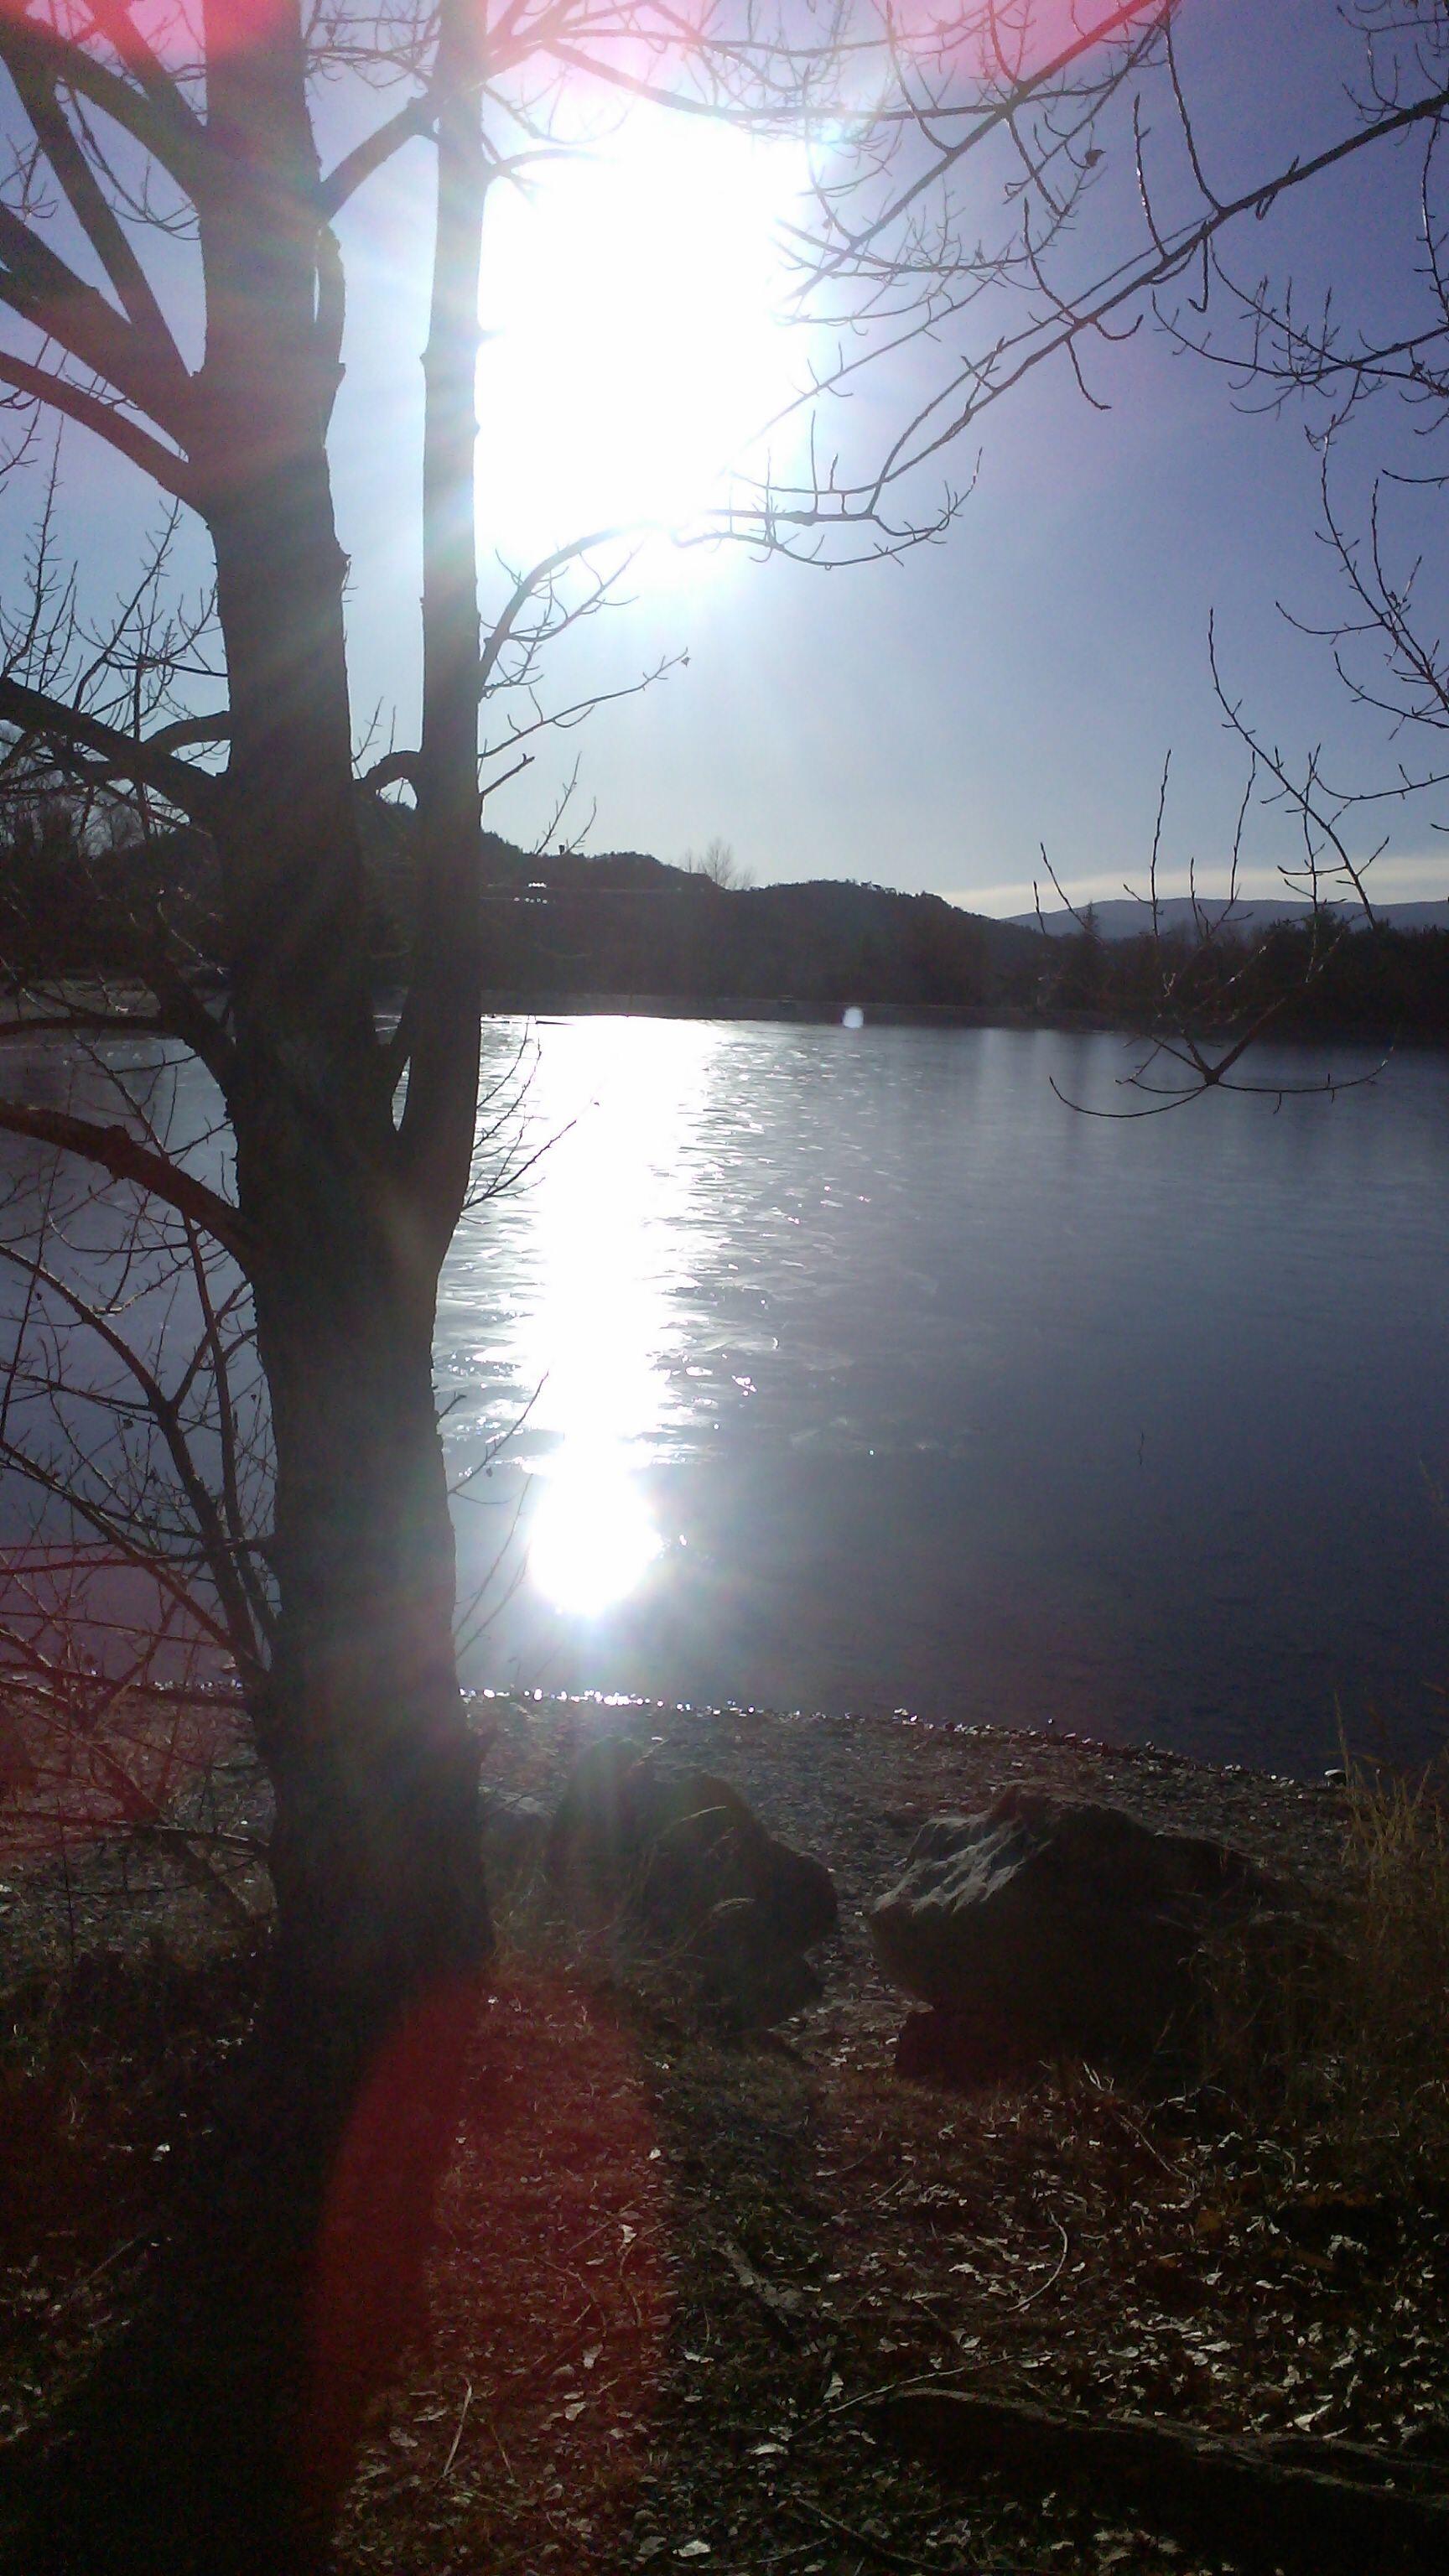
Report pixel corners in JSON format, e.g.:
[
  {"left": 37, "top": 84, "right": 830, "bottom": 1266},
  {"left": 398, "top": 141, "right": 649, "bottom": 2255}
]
[{"left": 3, "top": 1695, "right": 1446, "bottom": 2576}]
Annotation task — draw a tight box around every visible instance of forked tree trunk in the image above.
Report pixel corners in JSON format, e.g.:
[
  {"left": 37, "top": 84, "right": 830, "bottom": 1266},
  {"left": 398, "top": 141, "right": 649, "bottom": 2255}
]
[
  {"left": 193, "top": 0, "right": 492, "bottom": 2065},
  {"left": 9, "top": 11, "right": 496, "bottom": 2563},
  {"left": 251, "top": 1221, "right": 491, "bottom": 2053}
]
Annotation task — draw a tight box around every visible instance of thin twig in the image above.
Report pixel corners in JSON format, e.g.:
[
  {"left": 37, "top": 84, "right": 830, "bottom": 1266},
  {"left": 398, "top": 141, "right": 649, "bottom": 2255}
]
[
  {"left": 439, "top": 2379, "right": 473, "bottom": 2483},
  {"left": 785, "top": 2492, "right": 983, "bottom": 2574},
  {"left": 1006, "top": 2218, "right": 1069, "bottom": 2314}
]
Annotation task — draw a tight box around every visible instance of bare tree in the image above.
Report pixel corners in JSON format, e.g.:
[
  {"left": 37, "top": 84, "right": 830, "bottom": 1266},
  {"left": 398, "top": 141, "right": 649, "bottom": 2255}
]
[
  {"left": 1135, "top": 4, "right": 1449, "bottom": 954},
  {"left": 844, "top": 4, "right": 1449, "bottom": 1113},
  {"left": 0, "top": 0, "right": 1436, "bottom": 2554},
  {"left": 683, "top": 832, "right": 751, "bottom": 887},
  {"left": 734, "top": 6, "right": 1446, "bottom": 504},
  {"left": 1062, "top": 5, "right": 1449, "bottom": 1105},
  {"left": 1031, "top": 741, "right": 1391, "bottom": 1118},
  {"left": 0, "top": 0, "right": 1225, "bottom": 2080},
  {"left": 0, "top": 3, "right": 1142, "bottom": 2553}
]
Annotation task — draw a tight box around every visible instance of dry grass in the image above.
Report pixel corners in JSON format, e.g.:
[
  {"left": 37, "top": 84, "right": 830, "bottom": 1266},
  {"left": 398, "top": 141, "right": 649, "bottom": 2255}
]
[
  {"left": 1332, "top": 1754, "right": 1449, "bottom": 2178},
  {"left": 6, "top": 1701, "right": 1449, "bottom": 2575},
  {"left": 0, "top": 1936, "right": 264, "bottom": 2457},
  {"left": 1204, "top": 1751, "right": 1449, "bottom": 2189}
]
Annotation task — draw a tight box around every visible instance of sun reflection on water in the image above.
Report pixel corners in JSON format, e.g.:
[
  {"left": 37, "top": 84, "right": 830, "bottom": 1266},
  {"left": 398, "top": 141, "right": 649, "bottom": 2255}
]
[
  {"left": 528, "top": 1443, "right": 663, "bottom": 1614},
  {"left": 506, "top": 1017, "right": 719, "bottom": 1615}
]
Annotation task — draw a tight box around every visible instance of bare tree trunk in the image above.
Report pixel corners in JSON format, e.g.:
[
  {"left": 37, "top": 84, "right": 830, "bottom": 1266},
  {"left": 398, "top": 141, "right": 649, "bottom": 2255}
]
[
  {"left": 400, "top": 0, "right": 489, "bottom": 1251},
  {"left": 254, "top": 1249, "right": 489, "bottom": 2048},
  {"left": 5, "top": 8, "right": 490, "bottom": 2558},
  {"left": 190, "top": 0, "right": 491, "bottom": 2075},
  {"left": 197, "top": 0, "right": 372, "bottom": 1040}
]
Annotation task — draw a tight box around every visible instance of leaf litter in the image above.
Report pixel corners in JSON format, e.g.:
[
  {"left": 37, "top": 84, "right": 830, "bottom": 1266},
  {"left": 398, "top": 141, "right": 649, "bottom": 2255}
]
[{"left": 3, "top": 1692, "right": 1447, "bottom": 2573}]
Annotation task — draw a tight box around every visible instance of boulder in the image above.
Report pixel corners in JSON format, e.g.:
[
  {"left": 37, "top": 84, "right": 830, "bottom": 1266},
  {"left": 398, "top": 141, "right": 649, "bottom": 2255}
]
[
  {"left": 547, "top": 1737, "right": 837, "bottom": 2024},
  {"left": 869, "top": 1790, "right": 1295, "bottom": 2076}
]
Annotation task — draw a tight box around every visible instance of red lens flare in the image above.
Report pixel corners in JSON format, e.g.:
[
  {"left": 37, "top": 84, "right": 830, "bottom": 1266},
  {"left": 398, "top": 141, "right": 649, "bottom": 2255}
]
[{"left": 311, "top": 1962, "right": 673, "bottom": 2561}]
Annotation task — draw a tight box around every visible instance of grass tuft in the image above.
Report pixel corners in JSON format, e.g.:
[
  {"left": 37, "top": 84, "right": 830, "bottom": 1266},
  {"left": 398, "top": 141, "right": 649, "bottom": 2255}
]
[{"left": 1205, "top": 1748, "right": 1449, "bottom": 2189}]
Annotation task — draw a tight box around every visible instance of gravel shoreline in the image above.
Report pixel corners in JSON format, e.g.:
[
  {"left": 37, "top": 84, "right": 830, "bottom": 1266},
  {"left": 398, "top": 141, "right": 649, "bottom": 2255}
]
[
  {"left": 0, "top": 1691, "right": 1354, "bottom": 1991},
  {"left": 479, "top": 1690, "right": 1353, "bottom": 1909}
]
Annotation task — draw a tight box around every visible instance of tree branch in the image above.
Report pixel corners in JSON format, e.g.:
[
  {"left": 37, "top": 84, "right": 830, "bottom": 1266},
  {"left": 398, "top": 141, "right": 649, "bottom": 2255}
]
[
  {"left": 0, "top": 1098, "right": 250, "bottom": 1262},
  {"left": 0, "top": 676, "right": 221, "bottom": 818},
  {"left": 140, "top": 952, "right": 236, "bottom": 1087},
  {"left": 142, "top": 712, "right": 231, "bottom": 756},
  {"left": 476, "top": 525, "right": 635, "bottom": 699},
  {"left": 360, "top": 747, "right": 418, "bottom": 795},
  {"left": 9, "top": 60, "right": 190, "bottom": 412},
  {"left": 0, "top": 350, "right": 195, "bottom": 498},
  {"left": 83, "top": 0, "right": 205, "bottom": 132},
  {"left": 0, "top": 200, "right": 192, "bottom": 439},
  {"left": 0, "top": 13, "right": 208, "bottom": 198},
  {"left": 0, "top": 1239, "right": 265, "bottom": 1680},
  {"left": 319, "top": 93, "right": 435, "bottom": 216}
]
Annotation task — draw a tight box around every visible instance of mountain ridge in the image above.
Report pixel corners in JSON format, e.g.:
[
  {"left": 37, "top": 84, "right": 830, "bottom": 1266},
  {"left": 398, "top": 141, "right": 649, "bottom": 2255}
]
[{"left": 1004, "top": 894, "right": 1449, "bottom": 942}]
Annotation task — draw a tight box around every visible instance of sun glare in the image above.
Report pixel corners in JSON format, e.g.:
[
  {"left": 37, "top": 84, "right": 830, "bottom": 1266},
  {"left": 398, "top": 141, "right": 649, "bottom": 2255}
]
[
  {"left": 476, "top": 112, "right": 808, "bottom": 557},
  {"left": 484, "top": 1018, "right": 720, "bottom": 1615},
  {"left": 529, "top": 1443, "right": 664, "bottom": 1616}
]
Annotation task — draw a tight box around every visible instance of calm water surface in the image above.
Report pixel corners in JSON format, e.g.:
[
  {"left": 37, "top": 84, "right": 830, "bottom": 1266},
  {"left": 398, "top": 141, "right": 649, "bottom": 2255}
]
[
  {"left": 438, "top": 1018, "right": 1449, "bottom": 1773},
  {"left": 3, "top": 1017, "right": 1444, "bottom": 1773}
]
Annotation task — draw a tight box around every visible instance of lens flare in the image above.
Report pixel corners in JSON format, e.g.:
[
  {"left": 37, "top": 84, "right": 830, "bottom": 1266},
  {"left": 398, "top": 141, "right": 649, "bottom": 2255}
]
[
  {"left": 529, "top": 1446, "right": 662, "bottom": 1615},
  {"left": 477, "top": 109, "right": 808, "bottom": 553}
]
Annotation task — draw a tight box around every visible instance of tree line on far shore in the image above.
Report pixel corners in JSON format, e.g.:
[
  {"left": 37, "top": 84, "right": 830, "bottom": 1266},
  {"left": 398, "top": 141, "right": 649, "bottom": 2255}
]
[
  {"left": 5, "top": 794, "right": 1449, "bottom": 1036},
  {"left": 0, "top": 797, "right": 1042, "bottom": 1007},
  {"left": 1046, "top": 906, "right": 1449, "bottom": 1043}
]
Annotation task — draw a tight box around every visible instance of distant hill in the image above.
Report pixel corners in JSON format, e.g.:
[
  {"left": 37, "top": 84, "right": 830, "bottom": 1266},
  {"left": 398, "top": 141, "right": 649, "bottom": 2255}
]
[
  {"left": 0, "top": 805, "right": 1039, "bottom": 1005},
  {"left": 473, "top": 841, "right": 1043, "bottom": 1008},
  {"left": 18, "top": 800, "right": 1443, "bottom": 1026},
  {"left": 1005, "top": 894, "right": 1449, "bottom": 942}
]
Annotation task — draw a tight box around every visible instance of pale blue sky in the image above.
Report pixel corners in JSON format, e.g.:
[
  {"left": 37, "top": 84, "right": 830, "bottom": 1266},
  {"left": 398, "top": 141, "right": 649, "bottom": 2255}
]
[
  {"left": 6, "top": 3, "right": 1443, "bottom": 920},
  {"left": 327, "top": 0, "right": 1447, "bottom": 917}
]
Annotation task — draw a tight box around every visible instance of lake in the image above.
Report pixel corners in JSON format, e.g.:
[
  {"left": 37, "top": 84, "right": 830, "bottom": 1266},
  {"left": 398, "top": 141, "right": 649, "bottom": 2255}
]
[
  {"left": 2, "top": 1014, "right": 1446, "bottom": 1776},
  {"left": 439, "top": 1017, "right": 1449, "bottom": 1774}
]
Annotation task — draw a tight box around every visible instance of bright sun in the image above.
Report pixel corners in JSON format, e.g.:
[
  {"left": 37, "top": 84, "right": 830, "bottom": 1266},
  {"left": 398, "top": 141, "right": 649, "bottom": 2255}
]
[
  {"left": 476, "top": 110, "right": 808, "bottom": 558},
  {"left": 528, "top": 1443, "right": 664, "bottom": 1617}
]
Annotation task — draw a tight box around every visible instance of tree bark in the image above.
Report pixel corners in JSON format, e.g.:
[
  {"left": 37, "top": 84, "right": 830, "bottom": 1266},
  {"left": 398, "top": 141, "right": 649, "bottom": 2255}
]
[
  {"left": 190, "top": 0, "right": 492, "bottom": 2067},
  {"left": 400, "top": 0, "right": 490, "bottom": 1256},
  {"left": 3, "top": 12, "right": 498, "bottom": 2560},
  {"left": 252, "top": 1236, "right": 491, "bottom": 2054},
  {"left": 197, "top": 0, "right": 372, "bottom": 1048}
]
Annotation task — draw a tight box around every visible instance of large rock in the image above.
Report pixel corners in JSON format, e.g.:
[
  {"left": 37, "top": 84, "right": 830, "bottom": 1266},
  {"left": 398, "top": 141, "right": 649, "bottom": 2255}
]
[
  {"left": 869, "top": 1790, "right": 1294, "bottom": 2076},
  {"left": 547, "top": 1737, "right": 838, "bottom": 2025}
]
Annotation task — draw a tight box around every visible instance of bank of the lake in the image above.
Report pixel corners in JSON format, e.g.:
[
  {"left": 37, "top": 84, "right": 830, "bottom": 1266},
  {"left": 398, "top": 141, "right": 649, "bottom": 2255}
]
[
  {"left": 478, "top": 989, "right": 1449, "bottom": 1049},
  {"left": 5, "top": 1693, "right": 1447, "bottom": 2576}
]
